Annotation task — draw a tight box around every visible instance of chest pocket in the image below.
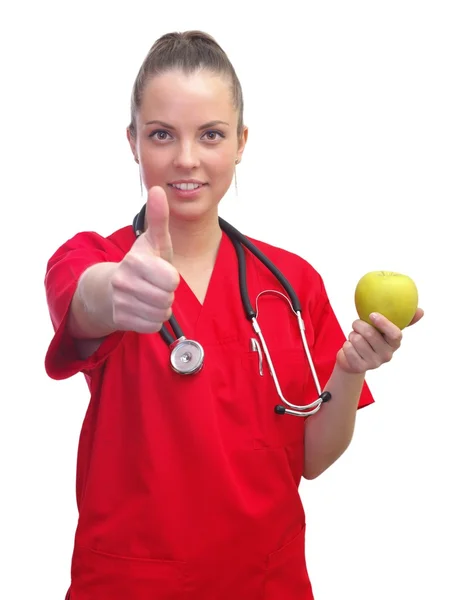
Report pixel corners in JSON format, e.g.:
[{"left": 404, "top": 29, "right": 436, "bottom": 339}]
[
  {"left": 241, "top": 347, "right": 310, "bottom": 449},
  {"left": 239, "top": 291, "right": 315, "bottom": 450}
]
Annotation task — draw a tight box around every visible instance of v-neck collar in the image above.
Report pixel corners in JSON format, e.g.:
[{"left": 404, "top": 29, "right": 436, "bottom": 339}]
[
  {"left": 121, "top": 224, "right": 237, "bottom": 340},
  {"left": 173, "top": 231, "right": 235, "bottom": 334}
]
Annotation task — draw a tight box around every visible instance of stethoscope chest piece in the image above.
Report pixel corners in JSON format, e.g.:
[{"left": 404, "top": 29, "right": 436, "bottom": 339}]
[
  {"left": 132, "top": 205, "right": 332, "bottom": 417},
  {"left": 170, "top": 337, "right": 205, "bottom": 375}
]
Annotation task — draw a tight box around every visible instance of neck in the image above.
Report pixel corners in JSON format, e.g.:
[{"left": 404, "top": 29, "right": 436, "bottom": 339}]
[{"left": 168, "top": 211, "right": 222, "bottom": 264}]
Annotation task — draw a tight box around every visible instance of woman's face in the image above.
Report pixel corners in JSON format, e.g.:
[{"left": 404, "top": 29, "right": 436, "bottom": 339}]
[{"left": 128, "top": 69, "right": 247, "bottom": 222}]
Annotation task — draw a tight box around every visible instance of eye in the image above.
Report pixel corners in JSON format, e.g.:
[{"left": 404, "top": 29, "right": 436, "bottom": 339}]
[
  {"left": 202, "top": 130, "right": 225, "bottom": 141},
  {"left": 149, "top": 129, "right": 172, "bottom": 141}
]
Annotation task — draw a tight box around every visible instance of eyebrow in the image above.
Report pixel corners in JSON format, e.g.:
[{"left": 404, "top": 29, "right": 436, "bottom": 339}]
[{"left": 145, "top": 119, "right": 230, "bottom": 130}]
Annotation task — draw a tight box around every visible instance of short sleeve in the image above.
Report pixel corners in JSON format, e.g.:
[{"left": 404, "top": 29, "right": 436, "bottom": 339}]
[
  {"left": 305, "top": 268, "right": 374, "bottom": 410},
  {"left": 44, "top": 231, "right": 126, "bottom": 381}
]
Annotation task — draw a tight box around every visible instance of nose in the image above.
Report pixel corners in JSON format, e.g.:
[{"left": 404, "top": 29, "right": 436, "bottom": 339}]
[{"left": 173, "top": 142, "right": 200, "bottom": 170}]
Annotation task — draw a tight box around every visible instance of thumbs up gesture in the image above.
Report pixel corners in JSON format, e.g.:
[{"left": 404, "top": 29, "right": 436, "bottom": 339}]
[{"left": 110, "top": 186, "right": 180, "bottom": 333}]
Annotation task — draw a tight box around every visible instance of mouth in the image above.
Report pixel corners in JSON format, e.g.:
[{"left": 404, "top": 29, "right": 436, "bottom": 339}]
[
  {"left": 168, "top": 182, "right": 207, "bottom": 191},
  {"left": 167, "top": 181, "right": 208, "bottom": 200}
]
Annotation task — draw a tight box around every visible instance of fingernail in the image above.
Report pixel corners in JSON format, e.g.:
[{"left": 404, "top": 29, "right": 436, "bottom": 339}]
[{"left": 370, "top": 313, "right": 378, "bottom": 321}]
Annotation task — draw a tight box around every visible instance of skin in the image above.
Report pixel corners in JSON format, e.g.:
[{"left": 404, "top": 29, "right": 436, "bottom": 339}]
[
  {"left": 304, "top": 309, "right": 424, "bottom": 480},
  {"left": 127, "top": 69, "right": 248, "bottom": 261}
]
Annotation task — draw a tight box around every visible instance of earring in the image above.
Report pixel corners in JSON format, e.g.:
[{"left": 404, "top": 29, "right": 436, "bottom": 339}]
[
  {"left": 235, "top": 158, "right": 240, "bottom": 165},
  {"left": 139, "top": 168, "right": 143, "bottom": 197},
  {"left": 234, "top": 163, "right": 238, "bottom": 195}
]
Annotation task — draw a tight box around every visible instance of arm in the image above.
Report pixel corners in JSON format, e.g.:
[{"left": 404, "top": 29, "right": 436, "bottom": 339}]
[
  {"left": 67, "top": 188, "right": 179, "bottom": 343},
  {"left": 45, "top": 188, "right": 178, "bottom": 372},
  {"left": 68, "top": 243, "right": 178, "bottom": 356},
  {"left": 68, "top": 262, "right": 119, "bottom": 339},
  {"left": 303, "top": 365, "right": 365, "bottom": 480},
  {"left": 303, "top": 309, "right": 424, "bottom": 480}
]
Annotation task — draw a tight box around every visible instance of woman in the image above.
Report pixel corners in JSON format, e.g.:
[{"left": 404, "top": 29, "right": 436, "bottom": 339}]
[{"left": 44, "top": 30, "right": 423, "bottom": 600}]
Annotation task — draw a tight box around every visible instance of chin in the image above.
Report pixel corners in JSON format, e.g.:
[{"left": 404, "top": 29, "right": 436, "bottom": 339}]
[{"left": 169, "top": 201, "right": 219, "bottom": 223}]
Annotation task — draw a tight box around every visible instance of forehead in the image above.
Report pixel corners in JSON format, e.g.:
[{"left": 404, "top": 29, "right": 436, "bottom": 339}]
[{"left": 138, "top": 69, "right": 235, "bottom": 124}]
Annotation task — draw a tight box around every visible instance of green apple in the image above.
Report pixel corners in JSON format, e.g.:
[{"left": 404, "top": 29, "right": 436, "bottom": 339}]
[{"left": 354, "top": 271, "right": 418, "bottom": 330}]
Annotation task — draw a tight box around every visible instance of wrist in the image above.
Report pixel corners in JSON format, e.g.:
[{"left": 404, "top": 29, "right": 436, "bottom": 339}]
[
  {"left": 336, "top": 346, "right": 369, "bottom": 376},
  {"left": 327, "top": 361, "right": 367, "bottom": 393},
  {"left": 74, "top": 262, "right": 119, "bottom": 335}
]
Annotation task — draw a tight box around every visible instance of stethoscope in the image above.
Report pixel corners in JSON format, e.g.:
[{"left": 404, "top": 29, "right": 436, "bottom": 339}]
[{"left": 133, "top": 204, "right": 332, "bottom": 417}]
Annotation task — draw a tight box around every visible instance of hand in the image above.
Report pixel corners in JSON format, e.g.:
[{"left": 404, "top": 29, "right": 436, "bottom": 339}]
[
  {"left": 336, "top": 308, "right": 424, "bottom": 374},
  {"left": 110, "top": 186, "right": 180, "bottom": 333}
]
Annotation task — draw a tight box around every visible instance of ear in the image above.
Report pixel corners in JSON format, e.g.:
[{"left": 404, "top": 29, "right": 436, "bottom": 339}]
[
  {"left": 126, "top": 127, "right": 139, "bottom": 164},
  {"left": 236, "top": 125, "right": 248, "bottom": 164}
]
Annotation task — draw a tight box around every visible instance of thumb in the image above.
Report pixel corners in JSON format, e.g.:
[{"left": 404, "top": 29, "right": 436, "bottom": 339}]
[
  {"left": 140, "top": 186, "right": 173, "bottom": 263},
  {"left": 408, "top": 307, "right": 424, "bottom": 326}
]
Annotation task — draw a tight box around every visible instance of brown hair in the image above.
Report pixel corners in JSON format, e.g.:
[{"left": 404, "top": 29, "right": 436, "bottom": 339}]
[{"left": 128, "top": 31, "right": 244, "bottom": 138}]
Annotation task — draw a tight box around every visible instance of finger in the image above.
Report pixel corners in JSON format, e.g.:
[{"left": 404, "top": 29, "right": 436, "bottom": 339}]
[
  {"left": 408, "top": 307, "right": 424, "bottom": 326},
  {"left": 352, "top": 319, "right": 397, "bottom": 357},
  {"left": 342, "top": 341, "right": 368, "bottom": 373},
  {"left": 116, "top": 253, "right": 180, "bottom": 293},
  {"left": 348, "top": 331, "right": 380, "bottom": 363},
  {"left": 116, "top": 314, "right": 172, "bottom": 334},
  {"left": 131, "top": 283, "right": 175, "bottom": 310},
  {"left": 114, "top": 295, "right": 173, "bottom": 326},
  {"left": 369, "top": 313, "right": 402, "bottom": 347},
  {"left": 142, "top": 186, "right": 173, "bottom": 263}
]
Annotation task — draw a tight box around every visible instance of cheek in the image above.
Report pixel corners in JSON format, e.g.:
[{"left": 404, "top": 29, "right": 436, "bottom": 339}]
[
  {"left": 213, "top": 162, "right": 236, "bottom": 193},
  {"left": 138, "top": 150, "right": 167, "bottom": 187},
  {"left": 212, "top": 148, "right": 238, "bottom": 182},
  {"left": 137, "top": 142, "right": 236, "bottom": 187},
  {"left": 208, "top": 146, "right": 235, "bottom": 168}
]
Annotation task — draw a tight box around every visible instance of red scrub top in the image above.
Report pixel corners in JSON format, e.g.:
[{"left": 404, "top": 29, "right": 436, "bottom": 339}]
[{"left": 44, "top": 224, "right": 374, "bottom": 600}]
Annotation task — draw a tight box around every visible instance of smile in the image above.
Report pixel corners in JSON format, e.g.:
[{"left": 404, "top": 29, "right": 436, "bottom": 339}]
[{"left": 169, "top": 183, "right": 205, "bottom": 191}]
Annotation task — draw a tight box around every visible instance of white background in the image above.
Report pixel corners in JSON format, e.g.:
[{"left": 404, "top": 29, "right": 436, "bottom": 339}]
[{"left": 1, "top": 1, "right": 474, "bottom": 599}]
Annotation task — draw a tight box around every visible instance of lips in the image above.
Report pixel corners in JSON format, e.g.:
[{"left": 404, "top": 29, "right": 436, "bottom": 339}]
[
  {"left": 167, "top": 182, "right": 207, "bottom": 199},
  {"left": 169, "top": 182, "right": 205, "bottom": 191}
]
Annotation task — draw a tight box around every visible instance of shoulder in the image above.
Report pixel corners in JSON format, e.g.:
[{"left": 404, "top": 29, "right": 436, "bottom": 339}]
[
  {"left": 46, "top": 225, "right": 135, "bottom": 268},
  {"left": 245, "top": 234, "right": 324, "bottom": 294}
]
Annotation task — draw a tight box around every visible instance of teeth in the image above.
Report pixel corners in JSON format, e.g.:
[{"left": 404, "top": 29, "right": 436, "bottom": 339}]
[{"left": 172, "top": 183, "right": 201, "bottom": 191}]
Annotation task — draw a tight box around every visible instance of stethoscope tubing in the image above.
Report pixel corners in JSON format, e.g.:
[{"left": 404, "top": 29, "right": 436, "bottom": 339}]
[{"left": 132, "top": 205, "right": 332, "bottom": 415}]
